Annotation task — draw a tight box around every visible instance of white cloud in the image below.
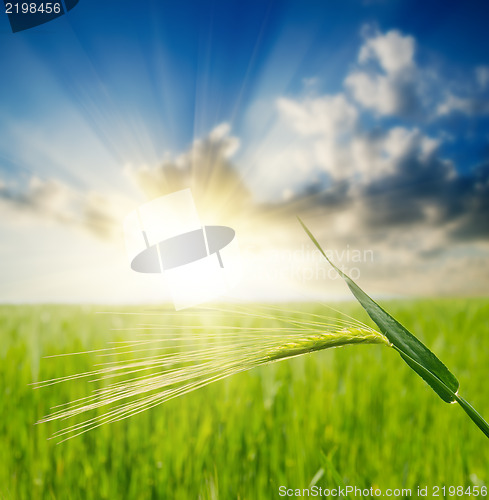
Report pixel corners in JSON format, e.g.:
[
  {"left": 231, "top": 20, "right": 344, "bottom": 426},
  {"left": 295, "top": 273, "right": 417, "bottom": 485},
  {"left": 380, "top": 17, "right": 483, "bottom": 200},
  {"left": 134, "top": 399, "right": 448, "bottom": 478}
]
[
  {"left": 349, "top": 126, "right": 446, "bottom": 184},
  {"left": 125, "top": 123, "right": 250, "bottom": 223},
  {"left": 476, "top": 65, "right": 489, "bottom": 89},
  {"left": 207, "top": 122, "right": 241, "bottom": 157},
  {"left": 383, "top": 127, "right": 421, "bottom": 159},
  {"left": 277, "top": 94, "right": 357, "bottom": 138},
  {"left": 0, "top": 176, "right": 127, "bottom": 239},
  {"left": 273, "top": 89, "right": 444, "bottom": 187},
  {"left": 358, "top": 29, "right": 415, "bottom": 73},
  {"left": 245, "top": 95, "right": 360, "bottom": 199},
  {"left": 345, "top": 71, "right": 403, "bottom": 115},
  {"left": 346, "top": 29, "right": 422, "bottom": 117},
  {"left": 345, "top": 28, "right": 489, "bottom": 120},
  {"left": 275, "top": 96, "right": 354, "bottom": 183},
  {"left": 436, "top": 92, "right": 489, "bottom": 116}
]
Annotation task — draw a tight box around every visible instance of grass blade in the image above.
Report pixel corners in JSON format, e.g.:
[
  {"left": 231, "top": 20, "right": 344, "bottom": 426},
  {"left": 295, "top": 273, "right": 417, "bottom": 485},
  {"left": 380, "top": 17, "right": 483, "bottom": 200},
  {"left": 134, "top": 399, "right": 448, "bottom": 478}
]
[
  {"left": 298, "top": 217, "right": 489, "bottom": 438},
  {"left": 390, "top": 344, "right": 489, "bottom": 438},
  {"left": 297, "top": 216, "right": 458, "bottom": 402}
]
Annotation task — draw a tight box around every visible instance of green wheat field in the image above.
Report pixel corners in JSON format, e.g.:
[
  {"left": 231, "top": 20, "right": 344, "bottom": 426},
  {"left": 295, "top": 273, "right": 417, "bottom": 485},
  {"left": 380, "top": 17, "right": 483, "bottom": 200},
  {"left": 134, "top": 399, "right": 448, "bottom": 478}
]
[{"left": 1, "top": 300, "right": 488, "bottom": 499}]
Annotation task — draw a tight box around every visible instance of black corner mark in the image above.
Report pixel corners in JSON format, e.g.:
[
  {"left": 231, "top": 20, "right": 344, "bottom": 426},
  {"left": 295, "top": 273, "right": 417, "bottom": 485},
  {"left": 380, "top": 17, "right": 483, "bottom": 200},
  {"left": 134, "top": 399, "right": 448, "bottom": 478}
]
[
  {"left": 63, "top": 0, "right": 78, "bottom": 11},
  {"left": 3, "top": 0, "right": 79, "bottom": 33}
]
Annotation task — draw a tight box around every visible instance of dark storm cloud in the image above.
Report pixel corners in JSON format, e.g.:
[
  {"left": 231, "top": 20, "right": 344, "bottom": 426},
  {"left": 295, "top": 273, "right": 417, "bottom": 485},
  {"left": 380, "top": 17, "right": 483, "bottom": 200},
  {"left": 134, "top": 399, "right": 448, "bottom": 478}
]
[
  {"left": 359, "top": 145, "right": 454, "bottom": 227},
  {"left": 357, "top": 153, "right": 489, "bottom": 243},
  {"left": 448, "top": 163, "right": 489, "bottom": 241}
]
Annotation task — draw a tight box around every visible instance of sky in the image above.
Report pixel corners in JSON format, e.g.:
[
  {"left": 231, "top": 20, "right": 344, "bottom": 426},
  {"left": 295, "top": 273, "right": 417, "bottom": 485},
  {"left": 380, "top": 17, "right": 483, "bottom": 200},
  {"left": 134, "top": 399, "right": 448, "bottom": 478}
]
[{"left": 1, "top": 0, "right": 489, "bottom": 303}]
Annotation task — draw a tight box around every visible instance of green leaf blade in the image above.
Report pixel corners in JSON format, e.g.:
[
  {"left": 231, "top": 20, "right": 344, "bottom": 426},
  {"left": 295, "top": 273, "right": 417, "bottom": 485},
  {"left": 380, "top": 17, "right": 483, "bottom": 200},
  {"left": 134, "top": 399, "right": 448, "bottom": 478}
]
[
  {"left": 297, "top": 217, "right": 459, "bottom": 402},
  {"left": 343, "top": 276, "right": 459, "bottom": 401},
  {"left": 298, "top": 216, "right": 489, "bottom": 438}
]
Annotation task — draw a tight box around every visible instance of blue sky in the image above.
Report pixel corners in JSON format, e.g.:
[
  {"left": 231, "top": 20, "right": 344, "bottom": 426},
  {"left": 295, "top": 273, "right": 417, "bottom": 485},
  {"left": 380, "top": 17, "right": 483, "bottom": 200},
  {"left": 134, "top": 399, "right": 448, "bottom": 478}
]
[
  {"left": 1, "top": 0, "right": 489, "bottom": 161},
  {"left": 1, "top": 0, "right": 489, "bottom": 302}
]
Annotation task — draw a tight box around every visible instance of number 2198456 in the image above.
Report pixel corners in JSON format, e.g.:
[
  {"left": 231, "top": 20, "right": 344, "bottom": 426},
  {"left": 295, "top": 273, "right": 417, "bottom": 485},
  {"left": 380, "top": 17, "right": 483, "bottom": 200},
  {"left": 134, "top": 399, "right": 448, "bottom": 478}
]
[{"left": 5, "top": 3, "right": 62, "bottom": 14}]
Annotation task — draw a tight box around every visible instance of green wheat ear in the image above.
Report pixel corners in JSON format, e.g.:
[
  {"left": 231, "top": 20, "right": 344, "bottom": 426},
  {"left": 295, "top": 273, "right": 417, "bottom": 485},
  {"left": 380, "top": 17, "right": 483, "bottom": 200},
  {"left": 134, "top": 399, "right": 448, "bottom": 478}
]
[{"left": 298, "top": 216, "right": 489, "bottom": 440}]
